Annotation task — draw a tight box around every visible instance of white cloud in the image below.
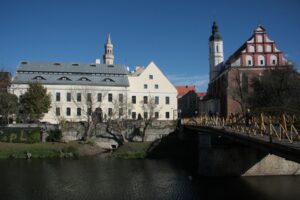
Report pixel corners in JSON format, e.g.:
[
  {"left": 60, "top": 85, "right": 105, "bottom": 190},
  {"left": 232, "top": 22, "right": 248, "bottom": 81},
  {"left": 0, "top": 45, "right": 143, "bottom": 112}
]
[{"left": 167, "top": 74, "right": 209, "bottom": 91}]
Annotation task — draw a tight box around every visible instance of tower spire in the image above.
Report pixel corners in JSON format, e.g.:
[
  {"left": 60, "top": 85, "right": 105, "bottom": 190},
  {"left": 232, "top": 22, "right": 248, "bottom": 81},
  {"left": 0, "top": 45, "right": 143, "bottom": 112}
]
[
  {"left": 208, "top": 21, "right": 224, "bottom": 82},
  {"left": 103, "top": 33, "right": 114, "bottom": 64},
  {"left": 107, "top": 33, "right": 112, "bottom": 44}
]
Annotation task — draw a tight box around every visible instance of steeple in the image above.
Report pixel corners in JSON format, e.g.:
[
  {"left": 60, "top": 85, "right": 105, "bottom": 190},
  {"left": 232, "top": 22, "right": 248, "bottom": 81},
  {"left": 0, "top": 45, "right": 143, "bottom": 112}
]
[
  {"left": 208, "top": 21, "right": 224, "bottom": 82},
  {"left": 107, "top": 33, "right": 112, "bottom": 44},
  {"left": 103, "top": 33, "right": 114, "bottom": 65},
  {"left": 209, "top": 21, "right": 222, "bottom": 41}
]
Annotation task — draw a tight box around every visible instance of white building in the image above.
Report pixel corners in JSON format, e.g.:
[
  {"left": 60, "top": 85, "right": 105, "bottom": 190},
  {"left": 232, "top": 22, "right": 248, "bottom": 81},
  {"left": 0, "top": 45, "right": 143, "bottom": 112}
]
[{"left": 10, "top": 35, "right": 178, "bottom": 124}]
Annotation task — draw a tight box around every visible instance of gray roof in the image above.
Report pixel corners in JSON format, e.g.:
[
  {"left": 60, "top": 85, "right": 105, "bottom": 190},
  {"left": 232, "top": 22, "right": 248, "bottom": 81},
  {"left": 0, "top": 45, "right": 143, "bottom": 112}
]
[{"left": 12, "top": 61, "right": 129, "bottom": 87}]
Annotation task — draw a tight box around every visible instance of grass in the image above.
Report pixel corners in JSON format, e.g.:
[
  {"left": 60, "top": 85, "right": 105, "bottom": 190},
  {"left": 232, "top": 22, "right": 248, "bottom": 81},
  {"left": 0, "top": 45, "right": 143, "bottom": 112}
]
[
  {"left": 0, "top": 141, "right": 104, "bottom": 159},
  {"left": 109, "top": 142, "right": 152, "bottom": 159}
]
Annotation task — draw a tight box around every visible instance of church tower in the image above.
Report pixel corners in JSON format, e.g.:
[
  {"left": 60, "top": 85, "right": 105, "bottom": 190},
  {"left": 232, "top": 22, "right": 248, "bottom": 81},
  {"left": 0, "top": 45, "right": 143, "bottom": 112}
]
[
  {"left": 209, "top": 21, "right": 224, "bottom": 82},
  {"left": 103, "top": 34, "right": 114, "bottom": 65}
]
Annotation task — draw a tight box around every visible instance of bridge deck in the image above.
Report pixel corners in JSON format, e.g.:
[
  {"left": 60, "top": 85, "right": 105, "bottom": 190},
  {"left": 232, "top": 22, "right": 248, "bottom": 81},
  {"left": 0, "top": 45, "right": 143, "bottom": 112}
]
[{"left": 185, "top": 125, "right": 300, "bottom": 162}]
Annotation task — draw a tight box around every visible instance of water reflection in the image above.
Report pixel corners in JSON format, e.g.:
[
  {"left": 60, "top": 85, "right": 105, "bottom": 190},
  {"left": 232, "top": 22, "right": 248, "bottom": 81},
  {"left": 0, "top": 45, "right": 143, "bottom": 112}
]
[{"left": 0, "top": 157, "right": 299, "bottom": 200}]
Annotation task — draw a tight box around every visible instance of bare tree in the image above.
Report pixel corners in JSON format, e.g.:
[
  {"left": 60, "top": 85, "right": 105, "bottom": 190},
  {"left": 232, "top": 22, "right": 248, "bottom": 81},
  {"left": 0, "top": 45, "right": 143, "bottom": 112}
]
[
  {"left": 230, "top": 68, "right": 250, "bottom": 114},
  {"left": 139, "top": 95, "right": 161, "bottom": 142},
  {"left": 105, "top": 94, "right": 132, "bottom": 143},
  {"left": 70, "top": 87, "right": 108, "bottom": 140}
]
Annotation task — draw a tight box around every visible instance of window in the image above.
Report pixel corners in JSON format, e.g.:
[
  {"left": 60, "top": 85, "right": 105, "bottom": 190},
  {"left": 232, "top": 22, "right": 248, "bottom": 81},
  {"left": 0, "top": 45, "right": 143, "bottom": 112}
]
[
  {"left": 260, "top": 60, "right": 264, "bottom": 65},
  {"left": 77, "top": 108, "right": 81, "bottom": 116},
  {"left": 108, "top": 108, "right": 112, "bottom": 116},
  {"left": 155, "top": 84, "right": 159, "bottom": 89},
  {"left": 119, "top": 94, "right": 123, "bottom": 103},
  {"left": 108, "top": 93, "right": 113, "bottom": 102},
  {"left": 166, "top": 96, "right": 170, "bottom": 104},
  {"left": 155, "top": 112, "right": 159, "bottom": 119},
  {"left": 258, "top": 55, "right": 265, "bottom": 66},
  {"left": 257, "top": 45, "right": 263, "bottom": 52},
  {"left": 97, "top": 93, "right": 102, "bottom": 102},
  {"left": 144, "top": 112, "right": 148, "bottom": 119},
  {"left": 272, "top": 60, "right": 276, "bottom": 65},
  {"left": 132, "top": 96, "right": 136, "bottom": 104},
  {"left": 143, "top": 96, "right": 148, "bottom": 104},
  {"left": 56, "top": 107, "right": 60, "bottom": 116},
  {"left": 67, "top": 93, "right": 71, "bottom": 102},
  {"left": 119, "top": 108, "right": 123, "bottom": 117},
  {"left": 66, "top": 107, "right": 71, "bottom": 116},
  {"left": 78, "top": 77, "right": 91, "bottom": 81},
  {"left": 155, "top": 96, "right": 159, "bottom": 104},
  {"left": 77, "top": 93, "right": 81, "bottom": 102},
  {"left": 87, "top": 93, "right": 92, "bottom": 102},
  {"left": 216, "top": 45, "right": 219, "bottom": 53},
  {"left": 132, "top": 112, "right": 136, "bottom": 119},
  {"left": 144, "top": 84, "right": 148, "bottom": 89},
  {"left": 165, "top": 112, "right": 170, "bottom": 119},
  {"left": 87, "top": 108, "right": 92, "bottom": 116},
  {"left": 103, "top": 78, "right": 115, "bottom": 82},
  {"left": 248, "top": 60, "right": 252, "bottom": 65},
  {"left": 56, "top": 92, "right": 60, "bottom": 102},
  {"left": 32, "top": 76, "right": 46, "bottom": 80},
  {"left": 58, "top": 76, "right": 71, "bottom": 81},
  {"left": 149, "top": 75, "right": 153, "bottom": 79}
]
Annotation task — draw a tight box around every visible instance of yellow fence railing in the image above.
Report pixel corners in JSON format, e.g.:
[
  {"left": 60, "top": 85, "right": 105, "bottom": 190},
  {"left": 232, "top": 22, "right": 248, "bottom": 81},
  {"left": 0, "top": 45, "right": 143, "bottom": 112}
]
[{"left": 182, "top": 113, "right": 300, "bottom": 144}]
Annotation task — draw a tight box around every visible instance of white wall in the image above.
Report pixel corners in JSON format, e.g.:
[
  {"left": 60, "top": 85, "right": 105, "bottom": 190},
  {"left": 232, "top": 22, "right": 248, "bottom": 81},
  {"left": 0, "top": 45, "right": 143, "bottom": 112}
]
[{"left": 128, "top": 62, "right": 178, "bottom": 120}]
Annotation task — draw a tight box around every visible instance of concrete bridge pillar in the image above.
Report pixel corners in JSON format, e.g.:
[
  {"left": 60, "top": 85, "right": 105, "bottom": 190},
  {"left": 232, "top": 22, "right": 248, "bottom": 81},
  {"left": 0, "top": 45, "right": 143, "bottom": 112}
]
[{"left": 197, "top": 132, "right": 300, "bottom": 176}]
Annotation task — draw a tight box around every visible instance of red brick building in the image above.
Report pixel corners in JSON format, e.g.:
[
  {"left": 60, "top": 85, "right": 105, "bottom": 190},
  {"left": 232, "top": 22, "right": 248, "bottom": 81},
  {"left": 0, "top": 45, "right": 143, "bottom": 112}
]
[
  {"left": 206, "top": 22, "right": 290, "bottom": 117},
  {"left": 0, "top": 72, "right": 11, "bottom": 92},
  {"left": 176, "top": 86, "right": 206, "bottom": 117}
]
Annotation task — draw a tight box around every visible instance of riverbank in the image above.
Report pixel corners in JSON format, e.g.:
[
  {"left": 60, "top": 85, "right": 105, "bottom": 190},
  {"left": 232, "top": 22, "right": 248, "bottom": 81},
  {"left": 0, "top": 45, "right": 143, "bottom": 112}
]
[
  {"left": 0, "top": 141, "right": 105, "bottom": 159},
  {"left": 108, "top": 142, "right": 152, "bottom": 159}
]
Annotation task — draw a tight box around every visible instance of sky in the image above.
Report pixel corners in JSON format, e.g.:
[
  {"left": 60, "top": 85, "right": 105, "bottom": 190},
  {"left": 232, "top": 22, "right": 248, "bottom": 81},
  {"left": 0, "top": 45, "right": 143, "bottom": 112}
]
[{"left": 1, "top": 0, "right": 300, "bottom": 92}]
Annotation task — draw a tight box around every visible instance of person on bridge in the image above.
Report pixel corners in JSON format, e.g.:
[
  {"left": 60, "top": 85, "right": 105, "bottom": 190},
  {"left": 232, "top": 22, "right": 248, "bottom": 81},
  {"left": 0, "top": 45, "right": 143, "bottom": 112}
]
[{"left": 245, "top": 109, "right": 252, "bottom": 126}]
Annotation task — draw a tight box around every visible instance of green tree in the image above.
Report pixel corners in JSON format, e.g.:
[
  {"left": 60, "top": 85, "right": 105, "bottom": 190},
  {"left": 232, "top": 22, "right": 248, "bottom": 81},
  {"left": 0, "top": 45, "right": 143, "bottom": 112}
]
[
  {"left": 249, "top": 66, "right": 300, "bottom": 112},
  {"left": 19, "top": 82, "right": 51, "bottom": 121},
  {"left": 0, "top": 91, "right": 18, "bottom": 125}
]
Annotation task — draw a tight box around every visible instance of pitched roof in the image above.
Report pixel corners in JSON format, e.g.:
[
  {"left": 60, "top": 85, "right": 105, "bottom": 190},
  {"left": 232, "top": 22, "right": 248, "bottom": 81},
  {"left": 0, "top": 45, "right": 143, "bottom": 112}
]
[
  {"left": 176, "top": 86, "right": 196, "bottom": 96},
  {"left": 12, "top": 61, "right": 129, "bottom": 87},
  {"left": 197, "top": 92, "right": 206, "bottom": 97}
]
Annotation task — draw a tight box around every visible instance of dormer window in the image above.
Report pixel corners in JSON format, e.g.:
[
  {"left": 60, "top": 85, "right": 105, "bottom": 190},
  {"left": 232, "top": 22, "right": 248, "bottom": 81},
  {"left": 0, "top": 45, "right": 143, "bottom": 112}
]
[
  {"left": 108, "top": 65, "right": 114, "bottom": 68},
  {"left": 53, "top": 63, "right": 61, "bottom": 66},
  {"left": 58, "top": 76, "right": 72, "bottom": 81},
  {"left": 102, "top": 78, "right": 115, "bottom": 82},
  {"left": 72, "top": 63, "right": 79, "bottom": 66},
  {"left": 90, "top": 64, "right": 96, "bottom": 67},
  {"left": 32, "top": 76, "right": 46, "bottom": 80},
  {"left": 78, "top": 77, "right": 91, "bottom": 81},
  {"left": 21, "top": 61, "right": 28, "bottom": 65}
]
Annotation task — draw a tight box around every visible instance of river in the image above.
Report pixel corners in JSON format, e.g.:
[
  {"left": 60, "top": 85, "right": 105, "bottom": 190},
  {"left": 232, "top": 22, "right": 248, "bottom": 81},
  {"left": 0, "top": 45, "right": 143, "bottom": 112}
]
[{"left": 0, "top": 156, "right": 299, "bottom": 200}]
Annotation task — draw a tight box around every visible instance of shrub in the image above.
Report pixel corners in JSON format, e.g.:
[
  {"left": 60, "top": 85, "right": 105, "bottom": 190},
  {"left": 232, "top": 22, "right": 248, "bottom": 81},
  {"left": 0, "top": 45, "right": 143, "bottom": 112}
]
[
  {"left": 27, "top": 131, "right": 40, "bottom": 143},
  {"left": 46, "top": 129, "right": 62, "bottom": 142}
]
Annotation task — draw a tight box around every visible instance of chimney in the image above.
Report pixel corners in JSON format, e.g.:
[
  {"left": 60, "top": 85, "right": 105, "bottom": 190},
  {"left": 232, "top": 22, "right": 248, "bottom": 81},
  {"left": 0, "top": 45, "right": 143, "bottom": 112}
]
[{"left": 95, "top": 58, "right": 101, "bottom": 64}]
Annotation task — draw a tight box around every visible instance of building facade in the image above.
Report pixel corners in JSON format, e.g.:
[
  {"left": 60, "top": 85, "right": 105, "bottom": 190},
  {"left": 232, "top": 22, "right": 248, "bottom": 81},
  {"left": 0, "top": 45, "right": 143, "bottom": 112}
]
[
  {"left": 10, "top": 35, "right": 178, "bottom": 123},
  {"left": 206, "top": 22, "right": 289, "bottom": 117}
]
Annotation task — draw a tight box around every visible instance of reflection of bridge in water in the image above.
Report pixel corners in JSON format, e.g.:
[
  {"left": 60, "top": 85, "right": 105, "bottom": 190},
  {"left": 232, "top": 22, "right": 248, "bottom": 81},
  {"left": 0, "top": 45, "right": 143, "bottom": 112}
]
[{"left": 180, "top": 114, "right": 300, "bottom": 176}]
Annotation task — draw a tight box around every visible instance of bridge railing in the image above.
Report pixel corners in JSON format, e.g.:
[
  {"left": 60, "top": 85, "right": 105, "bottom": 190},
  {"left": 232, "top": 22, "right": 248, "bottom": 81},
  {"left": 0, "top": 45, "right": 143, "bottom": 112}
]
[{"left": 182, "top": 113, "right": 300, "bottom": 143}]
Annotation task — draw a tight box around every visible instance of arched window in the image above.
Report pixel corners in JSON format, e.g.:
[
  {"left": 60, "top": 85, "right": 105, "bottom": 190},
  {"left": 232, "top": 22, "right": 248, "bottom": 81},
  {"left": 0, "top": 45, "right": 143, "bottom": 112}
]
[
  {"left": 257, "top": 45, "right": 263, "bottom": 52},
  {"left": 266, "top": 45, "right": 272, "bottom": 52},
  {"left": 58, "top": 76, "right": 72, "bottom": 81},
  {"left": 216, "top": 45, "right": 219, "bottom": 53},
  {"left": 270, "top": 55, "right": 277, "bottom": 65},
  {"left": 258, "top": 55, "right": 265, "bottom": 66},
  {"left": 102, "top": 78, "right": 115, "bottom": 82},
  {"left": 78, "top": 77, "right": 91, "bottom": 81},
  {"left": 246, "top": 55, "right": 253, "bottom": 66},
  {"left": 32, "top": 76, "right": 46, "bottom": 80},
  {"left": 257, "top": 35, "right": 263, "bottom": 43},
  {"left": 248, "top": 45, "right": 255, "bottom": 52}
]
